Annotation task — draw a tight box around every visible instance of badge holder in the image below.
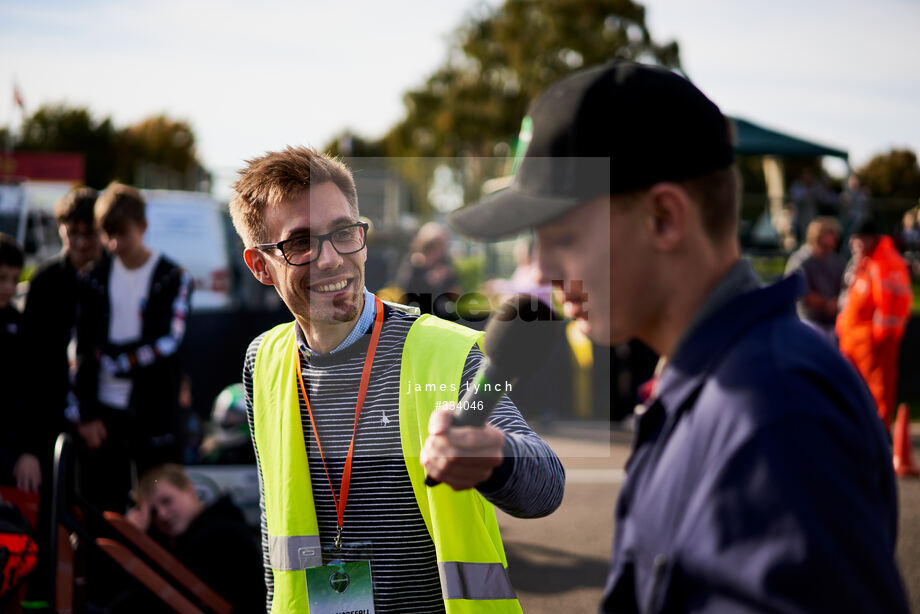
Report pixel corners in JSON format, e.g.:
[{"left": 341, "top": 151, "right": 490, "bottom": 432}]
[{"left": 304, "top": 539, "right": 375, "bottom": 613}]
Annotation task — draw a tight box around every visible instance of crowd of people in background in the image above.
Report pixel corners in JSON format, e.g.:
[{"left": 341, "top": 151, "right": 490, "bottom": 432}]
[
  {"left": 0, "top": 183, "right": 264, "bottom": 612},
  {"left": 785, "top": 199, "right": 916, "bottom": 434},
  {"left": 1, "top": 115, "right": 918, "bottom": 613}
]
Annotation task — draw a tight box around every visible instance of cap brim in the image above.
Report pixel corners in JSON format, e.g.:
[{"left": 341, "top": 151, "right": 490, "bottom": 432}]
[{"left": 448, "top": 185, "right": 579, "bottom": 241}]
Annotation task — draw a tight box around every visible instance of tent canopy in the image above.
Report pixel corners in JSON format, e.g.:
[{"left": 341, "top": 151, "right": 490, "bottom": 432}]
[{"left": 730, "top": 117, "right": 848, "bottom": 160}]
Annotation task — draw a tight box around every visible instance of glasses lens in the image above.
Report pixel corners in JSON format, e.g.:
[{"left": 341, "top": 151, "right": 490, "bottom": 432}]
[
  {"left": 281, "top": 225, "right": 366, "bottom": 265},
  {"left": 331, "top": 225, "right": 366, "bottom": 253},
  {"left": 282, "top": 236, "right": 316, "bottom": 265}
]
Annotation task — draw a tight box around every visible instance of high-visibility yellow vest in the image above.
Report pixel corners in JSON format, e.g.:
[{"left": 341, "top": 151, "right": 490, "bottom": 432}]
[{"left": 252, "top": 312, "right": 523, "bottom": 613}]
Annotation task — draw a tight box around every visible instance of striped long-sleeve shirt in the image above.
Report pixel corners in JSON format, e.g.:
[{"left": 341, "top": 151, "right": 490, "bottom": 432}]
[{"left": 243, "top": 304, "right": 565, "bottom": 613}]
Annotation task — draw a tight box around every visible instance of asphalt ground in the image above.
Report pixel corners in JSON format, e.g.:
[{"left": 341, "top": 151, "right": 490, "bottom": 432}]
[{"left": 498, "top": 421, "right": 920, "bottom": 614}]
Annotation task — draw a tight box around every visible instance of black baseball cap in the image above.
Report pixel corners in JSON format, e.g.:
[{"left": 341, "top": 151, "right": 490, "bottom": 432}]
[{"left": 449, "top": 60, "right": 735, "bottom": 239}]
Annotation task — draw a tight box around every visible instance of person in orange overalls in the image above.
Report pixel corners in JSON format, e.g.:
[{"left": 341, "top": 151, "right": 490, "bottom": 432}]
[{"left": 837, "top": 218, "right": 914, "bottom": 430}]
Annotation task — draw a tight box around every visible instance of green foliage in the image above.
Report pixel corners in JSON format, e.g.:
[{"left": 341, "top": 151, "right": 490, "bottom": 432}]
[
  {"left": 9, "top": 104, "right": 203, "bottom": 190},
  {"left": 324, "top": 131, "right": 388, "bottom": 158},
  {"left": 387, "top": 0, "right": 680, "bottom": 159},
  {"left": 17, "top": 104, "right": 119, "bottom": 187},
  {"left": 735, "top": 155, "right": 767, "bottom": 193},
  {"left": 857, "top": 149, "right": 920, "bottom": 199},
  {"left": 453, "top": 253, "right": 487, "bottom": 293},
  {"left": 325, "top": 0, "right": 681, "bottom": 215},
  {"left": 121, "top": 115, "right": 198, "bottom": 175}
]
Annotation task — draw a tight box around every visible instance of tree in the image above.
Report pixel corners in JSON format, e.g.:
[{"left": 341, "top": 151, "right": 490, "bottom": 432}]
[
  {"left": 16, "top": 104, "right": 118, "bottom": 187},
  {"left": 857, "top": 149, "right": 920, "bottom": 200},
  {"left": 326, "top": 0, "right": 682, "bottom": 215},
  {"left": 9, "top": 105, "right": 206, "bottom": 190},
  {"left": 387, "top": 0, "right": 679, "bottom": 160},
  {"left": 120, "top": 115, "right": 206, "bottom": 190}
]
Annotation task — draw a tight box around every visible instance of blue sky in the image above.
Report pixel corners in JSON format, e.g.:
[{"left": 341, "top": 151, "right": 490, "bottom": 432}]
[{"left": 2, "top": 0, "right": 918, "bottom": 196}]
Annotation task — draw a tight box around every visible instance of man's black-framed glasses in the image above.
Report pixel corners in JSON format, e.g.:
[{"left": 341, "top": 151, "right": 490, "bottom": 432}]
[{"left": 256, "top": 222, "right": 369, "bottom": 266}]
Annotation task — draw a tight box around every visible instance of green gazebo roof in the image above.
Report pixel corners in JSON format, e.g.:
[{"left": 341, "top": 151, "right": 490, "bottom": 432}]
[{"left": 730, "top": 117, "right": 848, "bottom": 160}]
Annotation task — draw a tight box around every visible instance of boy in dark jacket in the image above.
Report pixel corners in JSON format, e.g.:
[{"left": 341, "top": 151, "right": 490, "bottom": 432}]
[
  {"left": 74, "top": 183, "right": 192, "bottom": 513},
  {"left": 21, "top": 187, "right": 103, "bottom": 473},
  {"left": 0, "top": 233, "right": 37, "bottom": 491},
  {"left": 125, "top": 464, "right": 265, "bottom": 613}
]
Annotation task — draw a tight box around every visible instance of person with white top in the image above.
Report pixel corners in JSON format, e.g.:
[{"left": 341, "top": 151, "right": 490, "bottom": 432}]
[{"left": 74, "top": 182, "right": 192, "bottom": 514}]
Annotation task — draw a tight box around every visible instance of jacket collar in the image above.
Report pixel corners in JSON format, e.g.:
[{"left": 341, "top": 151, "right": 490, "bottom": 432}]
[{"left": 655, "top": 267, "right": 806, "bottom": 417}]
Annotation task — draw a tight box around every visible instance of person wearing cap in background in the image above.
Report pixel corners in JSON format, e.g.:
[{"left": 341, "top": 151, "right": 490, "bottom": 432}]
[
  {"left": 837, "top": 218, "right": 913, "bottom": 432},
  {"left": 450, "top": 61, "right": 908, "bottom": 613}
]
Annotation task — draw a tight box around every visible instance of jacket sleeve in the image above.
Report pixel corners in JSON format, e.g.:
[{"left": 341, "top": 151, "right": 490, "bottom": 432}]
[
  {"left": 74, "top": 273, "right": 102, "bottom": 423},
  {"left": 871, "top": 259, "right": 911, "bottom": 344},
  {"left": 100, "top": 267, "right": 192, "bottom": 375},
  {"left": 19, "top": 271, "right": 56, "bottom": 451},
  {"left": 461, "top": 345, "right": 566, "bottom": 518}
]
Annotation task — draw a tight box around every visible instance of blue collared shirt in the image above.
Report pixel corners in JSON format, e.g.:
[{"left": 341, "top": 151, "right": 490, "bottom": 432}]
[{"left": 296, "top": 287, "right": 376, "bottom": 357}]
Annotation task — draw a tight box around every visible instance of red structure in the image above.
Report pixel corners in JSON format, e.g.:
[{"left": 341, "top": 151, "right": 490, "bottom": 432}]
[{"left": 0, "top": 151, "right": 85, "bottom": 182}]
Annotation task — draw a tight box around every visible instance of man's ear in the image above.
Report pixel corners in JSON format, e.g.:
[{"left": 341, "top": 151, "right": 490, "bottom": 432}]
[
  {"left": 244, "top": 247, "right": 275, "bottom": 286},
  {"left": 645, "top": 183, "right": 691, "bottom": 251}
]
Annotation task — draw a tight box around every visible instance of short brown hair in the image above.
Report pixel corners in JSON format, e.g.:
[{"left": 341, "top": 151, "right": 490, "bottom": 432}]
[
  {"left": 54, "top": 186, "right": 98, "bottom": 226},
  {"left": 95, "top": 182, "right": 146, "bottom": 235},
  {"left": 806, "top": 216, "right": 841, "bottom": 249},
  {"left": 229, "top": 146, "right": 358, "bottom": 247},
  {"left": 135, "top": 463, "right": 191, "bottom": 503},
  {"left": 614, "top": 166, "right": 740, "bottom": 242},
  {"left": 679, "top": 166, "right": 741, "bottom": 241},
  {"left": 94, "top": 181, "right": 147, "bottom": 234}
]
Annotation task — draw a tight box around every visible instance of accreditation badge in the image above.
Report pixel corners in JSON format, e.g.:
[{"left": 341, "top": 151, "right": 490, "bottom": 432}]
[
  {"left": 305, "top": 541, "right": 375, "bottom": 613},
  {"left": 305, "top": 560, "right": 374, "bottom": 614}
]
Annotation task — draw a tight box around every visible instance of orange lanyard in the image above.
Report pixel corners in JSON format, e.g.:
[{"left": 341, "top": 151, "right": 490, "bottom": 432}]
[{"left": 294, "top": 296, "right": 384, "bottom": 550}]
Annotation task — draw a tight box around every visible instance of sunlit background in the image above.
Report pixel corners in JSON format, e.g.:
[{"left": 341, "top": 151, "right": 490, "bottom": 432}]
[{"left": 2, "top": 0, "right": 919, "bottom": 197}]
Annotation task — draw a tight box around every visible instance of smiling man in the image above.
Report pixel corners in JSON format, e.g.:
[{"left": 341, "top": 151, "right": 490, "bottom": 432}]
[
  {"left": 450, "top": 61, "right": 908, "bottom": 613},
  {"left": 229, "top": 146, "right": 563, "bottom": 614}
]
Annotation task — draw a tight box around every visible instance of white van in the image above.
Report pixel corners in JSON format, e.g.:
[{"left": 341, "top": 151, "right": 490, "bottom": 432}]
[
  {"left": 6, "top": 183, "right": 236, "bottom": 312},
  {"left": 142, "top": 189, "right": 236, "bottom": 312}
]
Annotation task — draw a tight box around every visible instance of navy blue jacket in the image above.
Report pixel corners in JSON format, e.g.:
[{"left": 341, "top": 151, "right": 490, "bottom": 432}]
[{"left": 602, "top": 274, "right": 908, "bottom": 613}]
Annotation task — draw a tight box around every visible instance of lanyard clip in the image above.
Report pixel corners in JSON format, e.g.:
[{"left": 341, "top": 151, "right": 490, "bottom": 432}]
[{"left": 334, "top": 526, "right": 343, "bottom": 550}]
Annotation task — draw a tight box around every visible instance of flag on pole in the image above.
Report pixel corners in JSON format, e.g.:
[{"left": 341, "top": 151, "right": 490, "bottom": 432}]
[{"left": 13, "top": 83, "right": 24, "bottom": 111}]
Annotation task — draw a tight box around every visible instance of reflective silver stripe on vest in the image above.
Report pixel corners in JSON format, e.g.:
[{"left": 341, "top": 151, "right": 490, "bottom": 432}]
[
  {"left": 439, "top": 561, "right": 517, "bottom": 600},
  {"left": 268, "top": 535, "right": 322, "bottom": 570}
]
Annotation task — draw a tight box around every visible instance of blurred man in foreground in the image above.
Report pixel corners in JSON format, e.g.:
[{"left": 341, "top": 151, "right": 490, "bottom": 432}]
[
  {"left": 450, "top": 60, "right": 908, "bottom": 613},
  {"left": 837, "top": 218, "right": 913, "bottom": 430}
]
